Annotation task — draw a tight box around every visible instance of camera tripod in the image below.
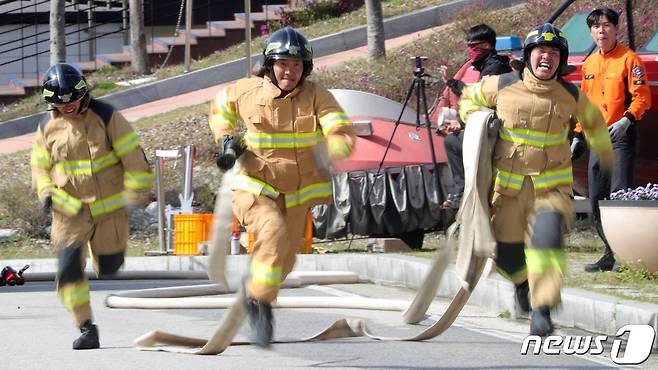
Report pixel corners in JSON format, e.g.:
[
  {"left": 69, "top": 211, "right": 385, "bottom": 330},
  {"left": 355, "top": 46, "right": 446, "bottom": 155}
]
[
  {"left": 347, "top": 56, "right": 444, "bottom": 249},
  {"left": 376, "top": 56, "right": 441, "bottom": 179}
]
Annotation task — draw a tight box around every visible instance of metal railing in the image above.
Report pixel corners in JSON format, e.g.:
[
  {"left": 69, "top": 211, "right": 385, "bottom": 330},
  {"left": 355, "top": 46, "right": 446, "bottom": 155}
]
[
  {"left": 0, "top": 0, "right": 280, "bottom": 86},
  {"left": 0, "top": 0, "right": 128, "bottom": 82}
]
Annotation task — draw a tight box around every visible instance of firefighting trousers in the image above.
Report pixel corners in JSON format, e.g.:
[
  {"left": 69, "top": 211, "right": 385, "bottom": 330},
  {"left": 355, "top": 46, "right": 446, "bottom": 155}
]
[
  {"left": 232, "top": 190, "right": 308, "bottom": 303},
  {"left": 52, "top": 205, "right": 128, "bottom": 327},
  {"left": 588, "top": 124, "right": 638, "bottom": 254},
  {"left": 491, "top": 177, "right": 572, "bottom": 309}
]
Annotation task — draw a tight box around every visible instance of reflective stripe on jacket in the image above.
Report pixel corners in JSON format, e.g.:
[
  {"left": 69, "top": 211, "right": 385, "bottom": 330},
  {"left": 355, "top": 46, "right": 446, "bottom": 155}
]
[
  {"left": 459, "top": 68, "right": 612, "bottom": 196},
  {"left": 31, "top": 99, "right": 152, "bottom": 219},
  {"left": 210, "top": 77, "right": 354, "bottom": 208}
]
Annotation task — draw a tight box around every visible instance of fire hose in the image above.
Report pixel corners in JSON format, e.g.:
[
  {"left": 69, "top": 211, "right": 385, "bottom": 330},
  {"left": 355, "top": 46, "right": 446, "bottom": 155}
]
[{"left": 105, "top": 111, "right": 497, "bottom": 354}]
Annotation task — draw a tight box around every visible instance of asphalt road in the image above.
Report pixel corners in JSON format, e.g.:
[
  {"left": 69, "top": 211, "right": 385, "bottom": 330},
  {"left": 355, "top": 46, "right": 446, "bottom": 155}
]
[{"left": 0, "top": 280, "right": 638, "bottom": 369}]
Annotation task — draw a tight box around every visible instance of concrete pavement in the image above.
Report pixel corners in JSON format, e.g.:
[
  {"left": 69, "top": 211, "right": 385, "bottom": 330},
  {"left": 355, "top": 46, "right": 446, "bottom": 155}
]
[
  {"left": 3, "top": 253, "right": 658, "bottom": 364},
  {"left": 0, "top": 281, "right": 611, "bottom": 369},
  {"left": 1, "top": 258, "right": 644, "bottom": 369}
]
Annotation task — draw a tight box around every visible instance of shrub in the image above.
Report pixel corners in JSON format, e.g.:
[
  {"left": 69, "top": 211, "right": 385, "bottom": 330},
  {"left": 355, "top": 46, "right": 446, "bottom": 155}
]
[
  {"left": 272, "top": 0, "right": 365, "bottom": 30},
  {"left": 0, "top": 182, "right": 49, "bottom": 237}
]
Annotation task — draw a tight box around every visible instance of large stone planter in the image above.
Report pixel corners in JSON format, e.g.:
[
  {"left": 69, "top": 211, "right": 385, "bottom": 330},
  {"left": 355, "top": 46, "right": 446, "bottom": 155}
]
[{"left": 599, "top": 200, "right": 658, "bottom": 273}]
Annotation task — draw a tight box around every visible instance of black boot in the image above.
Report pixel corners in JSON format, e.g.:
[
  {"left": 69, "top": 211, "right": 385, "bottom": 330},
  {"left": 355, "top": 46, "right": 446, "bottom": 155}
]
[
  {"left": 584, "top": 248, "right": 616, "bottom": 272},
  {"left": 514, "top": 280, "right": 530, "bottom": 313},
  {"left": 246, "top": 298, "right": 273, "bottom": 348},
  {"left": 530, "top": 306, "right": 554, "bottom": 336},
  {"left": 72, "top": 320, "right": 100, "bottom": 350}
]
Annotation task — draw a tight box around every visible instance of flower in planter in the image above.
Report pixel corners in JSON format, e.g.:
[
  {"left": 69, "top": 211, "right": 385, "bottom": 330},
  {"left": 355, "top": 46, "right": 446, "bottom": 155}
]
[{"left": 609, "top": 183, "right": 658, "bottom": 201}]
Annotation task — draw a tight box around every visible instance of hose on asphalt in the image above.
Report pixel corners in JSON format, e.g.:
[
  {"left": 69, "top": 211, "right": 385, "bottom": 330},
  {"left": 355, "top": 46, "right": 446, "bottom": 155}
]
[{"left": 105, "top": 111, "right": 495, "bottom": 355}]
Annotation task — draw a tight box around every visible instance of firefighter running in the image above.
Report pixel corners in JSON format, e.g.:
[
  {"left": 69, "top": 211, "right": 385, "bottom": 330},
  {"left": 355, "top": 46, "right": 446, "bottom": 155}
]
[
  {"left": 31, "top": 63, "right": 153, "bottom": 349},
  {"left": 459, "top": 23, "right": 614, "bottom": 336},
  {"left": 209, "top": 27, "right": 355, "bottom": 347}
]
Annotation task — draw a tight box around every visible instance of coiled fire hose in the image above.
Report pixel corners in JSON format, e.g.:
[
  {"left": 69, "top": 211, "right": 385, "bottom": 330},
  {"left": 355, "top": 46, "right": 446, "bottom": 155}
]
[{"left": 105, "top": 111, "right": 496, "bottom": 354}]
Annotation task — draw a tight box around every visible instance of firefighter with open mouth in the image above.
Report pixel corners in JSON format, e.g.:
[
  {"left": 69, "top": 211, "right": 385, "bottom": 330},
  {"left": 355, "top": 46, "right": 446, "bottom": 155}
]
[
  {"left": 209, "top": 27, "right": 355, "bottom": 347},
  {"left": 459, "top": 23, "right": 614, "bottom": 336},
  {"left": 31, "top": 63, "right": 152, "bottom": 349}
]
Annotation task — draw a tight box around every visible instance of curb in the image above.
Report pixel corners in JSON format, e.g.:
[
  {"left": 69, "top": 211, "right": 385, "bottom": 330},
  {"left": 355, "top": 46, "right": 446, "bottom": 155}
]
[
  {"left": 0, "top": 0, "right": 523, "bottom": 139},
  {"left": 5, "top": 253, "right": 657, "bottom": 348}
]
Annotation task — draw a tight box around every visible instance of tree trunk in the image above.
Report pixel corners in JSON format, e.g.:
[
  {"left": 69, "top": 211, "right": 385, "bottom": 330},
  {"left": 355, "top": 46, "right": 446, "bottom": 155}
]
[
  {"left": 365, "top": 0, "right": 385, "bottom": 60},
  {"left": 129, "top": 0, "right": 150, "bottom": 74},
  {"left": 49, "top": 0, "right": 66, "bottom": 65}
]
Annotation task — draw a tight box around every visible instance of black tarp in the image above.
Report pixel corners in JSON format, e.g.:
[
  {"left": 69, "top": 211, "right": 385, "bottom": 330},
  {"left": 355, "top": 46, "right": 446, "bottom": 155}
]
[
  {"left": 312, "top": 163, "right": 449, "bottom": 239},
  {"left": 406, "top": 165, "right": 433, "bottom": 229},
  {"left": 347, "top": 171, "right": 370, "bottom": 235}
]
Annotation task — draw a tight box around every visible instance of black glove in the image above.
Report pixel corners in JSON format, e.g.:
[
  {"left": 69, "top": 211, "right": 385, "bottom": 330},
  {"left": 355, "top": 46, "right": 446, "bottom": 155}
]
[
  {"left": 487, "top": 116, "right": 501, "bottom": 138},
  {"left": 570, "top": 136, "right": 585, "bottom": 161},
  {"left": 40, "top": 195, "right": 52, "bottom": 216},
  {"left": 216, "top": 135, "right": 244, "bottom": 170}
]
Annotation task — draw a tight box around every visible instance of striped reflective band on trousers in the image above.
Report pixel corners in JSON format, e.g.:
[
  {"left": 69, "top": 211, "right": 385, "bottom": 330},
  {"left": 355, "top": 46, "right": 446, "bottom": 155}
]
[
  {"left": 494, "top": 166, "right": 573, "bottom": 191},
  {"left": 245, "top": 131, "right": 325, "bottom": 149},
  {"left": 251, "top": 259, "right": 282, "bottom": 286},
  {"left": 499, "top": 127, "right": 568, "bottom": 148},
  {"left": 319, "top": 112, "right": 350, "bottom": 135},
  {"left": 58, "top": 282, "right": 90, "bottom": 309},
  {"left": 525, "top": 248, "right": 567, "bottom": 275},
  {"left": 234, "top": 175, "right": 332, "bottom": 208}
]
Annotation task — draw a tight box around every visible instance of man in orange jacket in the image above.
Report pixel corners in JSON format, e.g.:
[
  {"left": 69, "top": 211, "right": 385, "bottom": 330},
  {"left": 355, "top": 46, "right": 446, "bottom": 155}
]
[{"left": 570, "top": 8, "right": 651, "bottom": 272}]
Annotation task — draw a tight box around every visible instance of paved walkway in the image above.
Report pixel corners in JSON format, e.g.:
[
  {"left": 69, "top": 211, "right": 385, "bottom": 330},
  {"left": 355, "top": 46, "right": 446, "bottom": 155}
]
[{"left": 0, "top": 27, "right": 439, "bottom": 155}]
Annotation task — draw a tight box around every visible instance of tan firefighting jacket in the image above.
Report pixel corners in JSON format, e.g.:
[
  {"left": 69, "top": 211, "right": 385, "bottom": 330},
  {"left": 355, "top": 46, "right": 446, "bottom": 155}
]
[
  {"left": 576, "top": 42, "right": 651, "bottom": 132},
  {"left": 209, "top": 76, "right": 355, "bottom": 208},
  {"left": 459, "top": 68, "right": 613, "bottom": 197},
  {"left": 31, "top": 99, "right": 153, "bottom": 219}
]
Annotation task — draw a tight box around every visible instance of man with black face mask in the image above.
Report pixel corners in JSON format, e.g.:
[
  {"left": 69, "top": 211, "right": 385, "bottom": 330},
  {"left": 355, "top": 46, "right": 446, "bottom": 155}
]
[{"left": 435, "top": 24, "right": 511, "bottom": 209}]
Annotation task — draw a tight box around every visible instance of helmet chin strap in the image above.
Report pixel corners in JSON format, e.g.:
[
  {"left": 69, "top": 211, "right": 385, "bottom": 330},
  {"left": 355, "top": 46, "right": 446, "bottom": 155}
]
[
  {"left": 268, "top": 67, "right": 279, "bottom": 87},
  {"left": 268, "top": 64, "right": 306, "bottom": 94},
  {"left": 78, "top": 92, "right": 91, "bottom": 114}
]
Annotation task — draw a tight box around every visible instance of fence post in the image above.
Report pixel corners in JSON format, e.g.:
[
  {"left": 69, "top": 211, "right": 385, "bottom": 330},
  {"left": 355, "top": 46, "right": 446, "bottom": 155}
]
[{"left": 87, "top": 1, "right": 95, "bottom": 62}]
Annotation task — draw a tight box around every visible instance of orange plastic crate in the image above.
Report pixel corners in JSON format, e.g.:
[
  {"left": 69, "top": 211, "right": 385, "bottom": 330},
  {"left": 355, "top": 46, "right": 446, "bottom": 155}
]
[{"left": 173, "top": 214, "right": 213, "bottom": 256}]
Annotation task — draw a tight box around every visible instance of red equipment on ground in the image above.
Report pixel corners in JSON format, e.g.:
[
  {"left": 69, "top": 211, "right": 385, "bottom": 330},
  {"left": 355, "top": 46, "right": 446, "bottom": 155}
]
[{"left": 0, "top": 264, "right": 29, "bottom": 286}]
